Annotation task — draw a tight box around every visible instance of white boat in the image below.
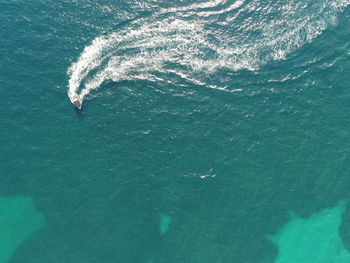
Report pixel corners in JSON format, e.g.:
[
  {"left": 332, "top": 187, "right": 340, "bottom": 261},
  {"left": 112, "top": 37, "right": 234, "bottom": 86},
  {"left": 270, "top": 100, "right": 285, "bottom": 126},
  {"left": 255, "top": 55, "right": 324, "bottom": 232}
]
[{"left": 72, "top": 95, "right": 82, "bottom": 110}]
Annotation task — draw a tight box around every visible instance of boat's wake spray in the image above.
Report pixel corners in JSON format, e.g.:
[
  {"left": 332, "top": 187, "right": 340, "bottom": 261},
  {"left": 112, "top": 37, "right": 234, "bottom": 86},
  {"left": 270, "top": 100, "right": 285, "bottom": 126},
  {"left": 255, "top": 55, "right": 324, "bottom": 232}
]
[{"left": 67, "top": 0, "right": 350, "bottom": 106}]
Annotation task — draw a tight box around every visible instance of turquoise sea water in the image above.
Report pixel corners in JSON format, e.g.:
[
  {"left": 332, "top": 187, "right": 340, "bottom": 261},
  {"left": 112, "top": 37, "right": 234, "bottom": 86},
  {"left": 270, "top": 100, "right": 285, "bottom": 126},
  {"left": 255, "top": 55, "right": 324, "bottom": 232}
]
[{"left": 1, "top": 0, "right": 350, "bottom": 262}]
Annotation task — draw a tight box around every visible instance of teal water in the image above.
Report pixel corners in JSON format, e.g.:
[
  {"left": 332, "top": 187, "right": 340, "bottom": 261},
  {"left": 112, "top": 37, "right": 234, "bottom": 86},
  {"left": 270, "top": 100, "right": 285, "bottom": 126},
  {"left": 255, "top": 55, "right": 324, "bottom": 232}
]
[
  {"left": 1, "top": 0, "right": 350, "bottom": 262},
  {"left": 270, "top": 200, "right": 350, "bottom": 263}
]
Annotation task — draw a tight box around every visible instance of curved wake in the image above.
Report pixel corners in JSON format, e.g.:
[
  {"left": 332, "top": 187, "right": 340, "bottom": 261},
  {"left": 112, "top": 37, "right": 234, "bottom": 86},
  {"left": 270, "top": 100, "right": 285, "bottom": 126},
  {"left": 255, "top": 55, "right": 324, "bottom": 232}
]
[{"left": 68, "top": 0, "right": 350, "bottom": 104}]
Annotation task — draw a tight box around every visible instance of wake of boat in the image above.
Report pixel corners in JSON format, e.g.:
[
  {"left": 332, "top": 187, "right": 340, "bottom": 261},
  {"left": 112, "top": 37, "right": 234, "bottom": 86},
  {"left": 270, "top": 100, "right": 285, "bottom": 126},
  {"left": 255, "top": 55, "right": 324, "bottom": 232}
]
[{"left": 68, "top": 0, "right": 350, "bottom": 105}]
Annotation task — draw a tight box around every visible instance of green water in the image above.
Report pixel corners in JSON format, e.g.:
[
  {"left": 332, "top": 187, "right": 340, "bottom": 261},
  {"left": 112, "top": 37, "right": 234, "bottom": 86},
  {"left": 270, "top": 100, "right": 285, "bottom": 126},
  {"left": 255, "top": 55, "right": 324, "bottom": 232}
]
[
  {"left": 1, "top": 0, "right": 350, "bottom": 262},
  {"left": 0, "top": 197, "right": 44, "bottom": 263},
  {"left": 160, "top": 214, "right": 171, "bottom": 235},
  {"left": 271, "top": 201, "right": 350, "bottom": 263}
]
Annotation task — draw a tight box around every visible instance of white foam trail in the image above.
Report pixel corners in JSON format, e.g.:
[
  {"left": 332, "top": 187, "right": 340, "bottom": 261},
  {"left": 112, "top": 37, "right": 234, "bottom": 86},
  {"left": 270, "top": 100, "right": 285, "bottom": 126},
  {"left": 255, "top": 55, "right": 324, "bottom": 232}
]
[
  {"left": 167, "top": 0, "right": 246, "bottom": 17},
  {"left": 164, "top": 0, "right": 228, "bottom": 12},
  {"left": 68, "top": 0, "right": 350, "bottom": 104},
  {"left": 67, "top": 35, "right": 117, "bottom": 102},
  {"left": 197, "top": 0, "right": 245, "bottom": 16}
]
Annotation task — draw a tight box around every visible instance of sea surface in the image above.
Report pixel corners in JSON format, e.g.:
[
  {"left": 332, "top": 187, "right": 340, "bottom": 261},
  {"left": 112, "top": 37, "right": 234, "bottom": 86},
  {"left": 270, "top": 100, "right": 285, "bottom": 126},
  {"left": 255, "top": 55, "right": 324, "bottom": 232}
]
[{"left": 1, "top": 0, "right": 350, "bottom": 262}]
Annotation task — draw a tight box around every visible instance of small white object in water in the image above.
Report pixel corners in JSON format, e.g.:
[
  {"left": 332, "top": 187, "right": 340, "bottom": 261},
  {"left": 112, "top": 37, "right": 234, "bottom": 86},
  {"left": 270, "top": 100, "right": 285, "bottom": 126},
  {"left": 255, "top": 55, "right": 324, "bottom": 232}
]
[{"left": 71, "top": 95, "right": 82, "bottom": 109}]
